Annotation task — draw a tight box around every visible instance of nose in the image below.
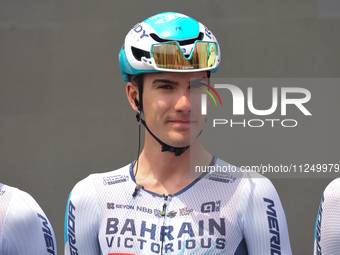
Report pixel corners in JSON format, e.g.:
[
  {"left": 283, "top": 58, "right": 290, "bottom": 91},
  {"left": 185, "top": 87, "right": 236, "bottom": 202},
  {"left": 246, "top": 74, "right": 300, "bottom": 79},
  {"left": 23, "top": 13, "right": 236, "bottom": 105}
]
[{"left": 174, "top": 92, "right": 190, "bottom": 113}]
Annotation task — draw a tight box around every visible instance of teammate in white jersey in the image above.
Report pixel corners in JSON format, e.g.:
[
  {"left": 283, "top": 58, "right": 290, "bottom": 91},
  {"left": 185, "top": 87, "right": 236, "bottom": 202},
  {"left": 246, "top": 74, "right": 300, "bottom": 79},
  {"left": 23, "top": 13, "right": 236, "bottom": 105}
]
[
  {"left": 65, "top": 12, "right": 292, "bottom": 254},
  {"left": 314, "top": 178, "right": 340, "bottom": 255},
  {"left": 0, "top": 183, "right": 57, "bottom": 254}
]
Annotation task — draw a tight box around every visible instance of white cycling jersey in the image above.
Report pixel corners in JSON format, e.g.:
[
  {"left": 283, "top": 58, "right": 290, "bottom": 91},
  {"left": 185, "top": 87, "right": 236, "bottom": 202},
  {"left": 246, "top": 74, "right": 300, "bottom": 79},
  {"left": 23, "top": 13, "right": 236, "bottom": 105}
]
[
  {"left": 314, "top": 178, "right": 340, "bottom": 255},
  {"left": 0, "top": 183, "right": 57, "bottom": 255},
  {"left": 65, "top": 157, "right": 292, "bottom": 255}
]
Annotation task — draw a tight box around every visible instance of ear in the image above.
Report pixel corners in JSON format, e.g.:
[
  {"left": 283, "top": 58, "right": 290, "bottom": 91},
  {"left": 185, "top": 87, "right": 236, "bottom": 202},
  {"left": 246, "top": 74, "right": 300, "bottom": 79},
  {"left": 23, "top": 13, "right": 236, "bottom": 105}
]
[{"left": 126, "top": 82, "right": 139, "bottom": 111}]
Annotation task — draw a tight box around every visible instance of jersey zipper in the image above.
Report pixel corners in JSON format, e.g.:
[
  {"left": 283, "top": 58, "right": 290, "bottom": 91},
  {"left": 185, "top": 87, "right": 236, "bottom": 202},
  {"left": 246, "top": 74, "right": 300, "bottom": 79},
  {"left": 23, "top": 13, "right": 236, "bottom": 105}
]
[
  {"left": 161, "top": 195, "right": 168, "bottom": 216},
  {"left": 160, "top": 195, "right": 169, "bottom": 255}
]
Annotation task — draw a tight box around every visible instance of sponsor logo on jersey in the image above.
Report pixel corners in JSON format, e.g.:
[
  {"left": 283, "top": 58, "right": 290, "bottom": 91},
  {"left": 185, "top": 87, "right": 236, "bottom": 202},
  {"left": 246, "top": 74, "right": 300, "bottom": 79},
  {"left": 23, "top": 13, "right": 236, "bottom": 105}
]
[
  {"left": 154, "top": 209, "right": 177, "bottom": 218},
  {"left": 201, "top": 200, "right": 221, "bottom": 213},
  {"left": 154, "top": 209, "right": 162, "bottom": 218},
  {"left": 67, "top": 200, "right": 78, "bottom": 254},
  {"left": 103, "top": 175, "right": 129, "bottom": 185},
  {"left": 207, "top": 173, "right": 236, "bottom": 184},
  {"left": 37, "top": 213, "right": 55, "bottom": 254},
  {"left": 136, "top": 206, "right": 153, "bottom": 214},
  {"left": 106, "top": 204, "right": 177, "bottom": 218},
  {"left": 264, "top": 198, "right": 281, "bottom": 255},
  {"left": 107, "top": 203, "right": 134, "bottom": 210},
  {"left": 105, "top": 217, "right": 227, "bottom": 252},
  {"left": 315, "top": 194, "right": 324, "bottom": 255},
  {"left": 179, "top": 207, "right": 194, "bottom": 216},
  {"left": 167, "top": 210, "right": 178, "bottom": 218}
]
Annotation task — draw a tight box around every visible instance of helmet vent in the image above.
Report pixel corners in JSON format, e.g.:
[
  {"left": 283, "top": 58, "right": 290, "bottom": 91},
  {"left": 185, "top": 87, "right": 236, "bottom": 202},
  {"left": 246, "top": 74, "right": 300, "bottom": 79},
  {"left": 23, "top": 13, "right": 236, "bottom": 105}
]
[
  {"left": 131, "top": 47, "right": 151, "bottom": 61},
  {"left": 149, "top": 32, "right": 204, "bottom": 46}
]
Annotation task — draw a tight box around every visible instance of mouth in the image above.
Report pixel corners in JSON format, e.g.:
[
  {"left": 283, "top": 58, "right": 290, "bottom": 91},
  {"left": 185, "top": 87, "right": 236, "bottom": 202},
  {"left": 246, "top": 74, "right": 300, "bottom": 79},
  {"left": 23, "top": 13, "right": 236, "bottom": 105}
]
[
  {"left": 167, "top": 119, "right": 199, "bottom": 129},
  {"left": 169, "top": 122, "right": 191, "bottom": 127},
  {"left": 169, "top": 120, "right": 193, "bottom": 124}
]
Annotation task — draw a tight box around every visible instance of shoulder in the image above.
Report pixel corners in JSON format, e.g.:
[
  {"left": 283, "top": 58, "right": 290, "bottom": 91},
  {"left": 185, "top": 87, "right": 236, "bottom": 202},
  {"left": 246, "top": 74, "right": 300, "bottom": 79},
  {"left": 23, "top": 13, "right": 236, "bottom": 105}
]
[
  {"left": 64, "top": 164, "right": 133, "bottom": 251},
  {"left": 323, "top": 178, "right": 340, "bottom": 195},
  {"left": 244, "top": 172, "right": 279, "bottom": 196},
  {"left": 320, "top": 178, "right": 340, "bottom": 206},
  {"left": 1, "top": 184, "right": 43, "bottom": 216},
  {"left": 1, "top": 184, "right": 56, "bottom": 254},
  {"left": 212, "top": 158, "right": 278, "bottom": 193},
  {"left": 203, "top": 158, "right": 280, "bottom": 205},
  {"left": 69, "top": 163, "right": 132, "bottom": 195},
  {"left": 66, "top": 163, "right": 133, "bottom": 212}
]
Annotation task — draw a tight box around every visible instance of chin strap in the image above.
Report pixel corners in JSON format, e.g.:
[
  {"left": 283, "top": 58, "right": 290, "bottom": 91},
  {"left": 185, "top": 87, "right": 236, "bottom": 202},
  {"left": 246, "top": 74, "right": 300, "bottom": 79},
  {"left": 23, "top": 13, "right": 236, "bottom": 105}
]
[{"left": 136, "top": 110, "right": 189, "bottom": 156}]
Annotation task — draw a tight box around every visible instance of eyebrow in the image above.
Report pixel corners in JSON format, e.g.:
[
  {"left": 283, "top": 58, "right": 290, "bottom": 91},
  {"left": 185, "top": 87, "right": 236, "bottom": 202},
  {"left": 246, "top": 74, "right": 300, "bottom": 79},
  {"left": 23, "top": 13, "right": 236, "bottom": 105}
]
[
  {"left": 190, "top": 77, "right": 209, "bottom": 83},
  {"left": 152, "top": 77, "right": 208, "bottom": 85},
  {"left": 152, "top": 79, "right": 179, "bottom": 85}
]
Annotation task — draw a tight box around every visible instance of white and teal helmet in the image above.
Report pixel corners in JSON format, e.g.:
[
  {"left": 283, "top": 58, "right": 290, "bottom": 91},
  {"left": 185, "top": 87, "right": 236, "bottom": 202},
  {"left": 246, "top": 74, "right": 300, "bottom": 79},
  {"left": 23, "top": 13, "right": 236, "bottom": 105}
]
[{"left": 119, "top": 12, "right": 221, "bottom": 82}]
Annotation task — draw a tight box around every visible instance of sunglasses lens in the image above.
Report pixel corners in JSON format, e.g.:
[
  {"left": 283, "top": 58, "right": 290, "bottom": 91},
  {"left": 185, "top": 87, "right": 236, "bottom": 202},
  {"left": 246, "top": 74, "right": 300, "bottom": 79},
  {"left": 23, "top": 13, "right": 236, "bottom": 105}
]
[{"left": 152, "top": 42, "right": 217, "bottom": 70}]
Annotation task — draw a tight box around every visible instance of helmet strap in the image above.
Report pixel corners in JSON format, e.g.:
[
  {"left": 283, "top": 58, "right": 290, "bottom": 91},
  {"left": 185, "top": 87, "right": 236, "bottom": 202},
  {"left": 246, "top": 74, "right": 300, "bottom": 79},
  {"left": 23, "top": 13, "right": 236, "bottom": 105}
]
[{"left": 139, "top": 117, "right": 189, "bottom": 156}]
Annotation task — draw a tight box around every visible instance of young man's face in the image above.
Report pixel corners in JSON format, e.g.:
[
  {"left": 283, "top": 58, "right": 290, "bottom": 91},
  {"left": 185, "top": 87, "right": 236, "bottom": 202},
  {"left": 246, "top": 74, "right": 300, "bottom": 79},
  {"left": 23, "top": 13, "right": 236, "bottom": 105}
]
[{"left": 141, "top": 71, "right": 208, "bottom": 148}]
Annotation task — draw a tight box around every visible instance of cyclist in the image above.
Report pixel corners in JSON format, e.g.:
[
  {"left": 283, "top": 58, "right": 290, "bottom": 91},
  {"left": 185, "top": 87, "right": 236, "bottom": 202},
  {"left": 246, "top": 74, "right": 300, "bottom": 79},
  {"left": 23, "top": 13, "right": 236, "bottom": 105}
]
[{"left": 65, "top": 12, "right": 292, "bottom": 255}]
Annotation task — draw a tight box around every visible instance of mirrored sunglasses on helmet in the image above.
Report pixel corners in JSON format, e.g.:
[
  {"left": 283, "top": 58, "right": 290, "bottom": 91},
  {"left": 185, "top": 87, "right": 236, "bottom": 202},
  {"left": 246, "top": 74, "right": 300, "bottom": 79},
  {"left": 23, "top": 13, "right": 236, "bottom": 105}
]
[{"left": 141, "top": 41, "right": 219, "bottom": 71}]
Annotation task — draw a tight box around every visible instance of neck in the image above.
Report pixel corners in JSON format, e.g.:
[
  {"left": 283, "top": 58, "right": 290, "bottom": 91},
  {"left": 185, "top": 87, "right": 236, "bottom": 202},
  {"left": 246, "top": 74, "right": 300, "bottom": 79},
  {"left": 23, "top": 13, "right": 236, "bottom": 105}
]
[{"left": 134, "top": 133, "right": 212, "bottom": 194}]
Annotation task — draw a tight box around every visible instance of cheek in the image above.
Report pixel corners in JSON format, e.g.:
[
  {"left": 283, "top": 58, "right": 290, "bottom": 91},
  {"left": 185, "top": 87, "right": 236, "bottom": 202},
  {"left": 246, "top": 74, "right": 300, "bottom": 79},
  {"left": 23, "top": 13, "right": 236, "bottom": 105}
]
[
  {"left": 143, "top": 95, "right": 170, "bottom": 119},
  {"left": 154, "top": 98, "right": 169, "bottom": 109},
  {"left": 190, "top": 93, "right": 206, "bottom": 114}
]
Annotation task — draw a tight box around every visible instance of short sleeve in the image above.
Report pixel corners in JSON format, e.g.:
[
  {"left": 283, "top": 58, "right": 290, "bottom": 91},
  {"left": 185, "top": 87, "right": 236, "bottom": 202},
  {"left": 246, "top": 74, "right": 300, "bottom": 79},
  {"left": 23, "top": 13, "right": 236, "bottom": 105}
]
[
  {"left": 237, "top": 175, "right": 292, "bottom": 255},
  {"left": 64, "top": 175, "right": 101, "bottom": 255},
  {"left": 1, "top": 187, "right": 57, "bottom": 255}
]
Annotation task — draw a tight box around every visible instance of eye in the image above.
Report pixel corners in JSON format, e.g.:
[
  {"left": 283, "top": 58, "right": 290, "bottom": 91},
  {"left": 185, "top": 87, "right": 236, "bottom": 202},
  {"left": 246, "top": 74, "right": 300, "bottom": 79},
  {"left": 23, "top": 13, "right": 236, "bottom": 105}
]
[
  {"left": 159, "top": 84, "right": 174, "bottom": 90},
  {"left": 190, "top": 82, "right": 208, "bottom": 90}
]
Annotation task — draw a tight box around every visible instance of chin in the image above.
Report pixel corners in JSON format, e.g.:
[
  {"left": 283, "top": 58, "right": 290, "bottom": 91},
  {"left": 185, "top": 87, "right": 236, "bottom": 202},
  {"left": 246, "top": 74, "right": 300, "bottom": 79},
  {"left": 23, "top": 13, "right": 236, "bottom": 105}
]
[{"left": 166, "top": 132, "right": 200, "bottom": 148}]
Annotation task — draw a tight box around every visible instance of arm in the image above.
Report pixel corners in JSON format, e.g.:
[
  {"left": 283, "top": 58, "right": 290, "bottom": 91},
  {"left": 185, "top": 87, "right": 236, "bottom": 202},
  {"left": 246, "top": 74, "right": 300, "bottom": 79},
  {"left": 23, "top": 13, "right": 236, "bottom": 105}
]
[
  {"left": 314, "top": 178, "right": 340, "bottom": 255},
  {"left": 1, "top": 188, "right": 57, "bottom": 255},
  {"left": 64, "top": 176, "right": 101, "bottom": 255},
  {"left": 237, "top": 176, "right": 292, "bottom": 255}
]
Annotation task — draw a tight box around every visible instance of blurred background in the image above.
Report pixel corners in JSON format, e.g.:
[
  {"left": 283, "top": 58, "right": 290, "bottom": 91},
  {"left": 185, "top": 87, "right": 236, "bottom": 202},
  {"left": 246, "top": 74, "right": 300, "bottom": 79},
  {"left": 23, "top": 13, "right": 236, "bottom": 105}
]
[{"left": 1, "top": 1, "right": 339, "bottom": 253}]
